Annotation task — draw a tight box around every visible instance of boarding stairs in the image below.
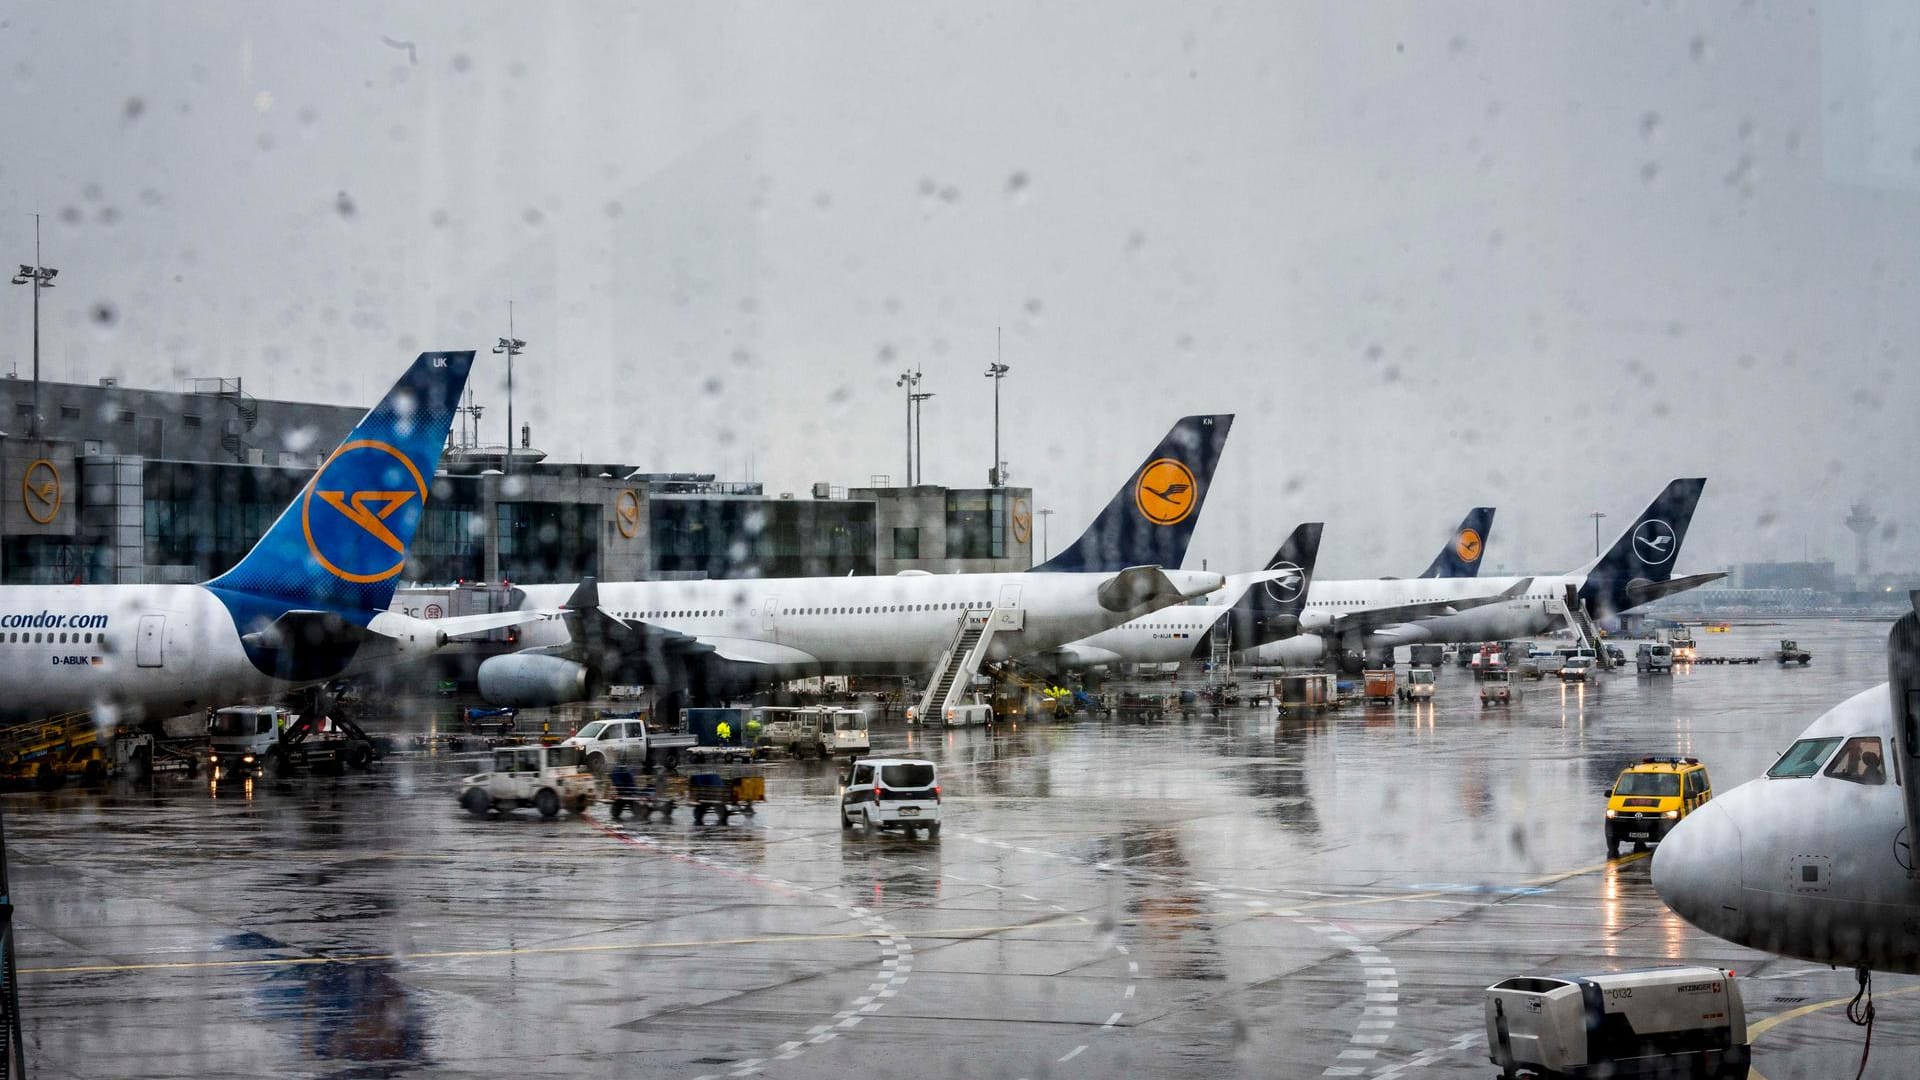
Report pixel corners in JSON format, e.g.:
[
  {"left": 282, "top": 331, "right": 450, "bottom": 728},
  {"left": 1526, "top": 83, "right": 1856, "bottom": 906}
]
[
  {"left": 912, "top": 609, "right": 997, "bottom": 723},
  {"left": 1208, "top": 624, "right": 1233, "bottom": 683},
  {"left": 1552, "top": 585, "right": 1614, "bottom": 671}
]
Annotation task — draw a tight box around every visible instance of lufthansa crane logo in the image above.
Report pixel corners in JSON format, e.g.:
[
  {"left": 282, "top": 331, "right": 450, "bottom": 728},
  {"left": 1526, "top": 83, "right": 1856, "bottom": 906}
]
[
  {"left": 1011, "top": 498, "right": 1032, "bottom": 544},
  {"left": 1134, "top": 458, "right": 1198, "bottom": 527},
  {"left": 1632, "top": 519, "right": 1677, "bottom": 566},
  {"left": 615, "top": 489, "right": 642, "bottom": 539},
  {"left": 1455, "top": 528, "right": 1483, "bottom": 563},
  {"left": 1263, "top": 560, "right": 1306, "bottom": 605},
  {"left": 22, "top": 459, "right": 61, "bottom": 525},
  {"left": 301, "top": 439, "right": 427, "bottom": 584}
]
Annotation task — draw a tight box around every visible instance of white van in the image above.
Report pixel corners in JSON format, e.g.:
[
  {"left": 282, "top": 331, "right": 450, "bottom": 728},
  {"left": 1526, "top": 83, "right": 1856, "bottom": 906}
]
[
  {"left": 822, "top": 707, "right": 870, "bottom": 756},
  {"left": 1486, "top": 966, "right": 1749, "bottom": 1079},
  {"left": 840, "top": 758, "right": 941, "bottom": 837}
]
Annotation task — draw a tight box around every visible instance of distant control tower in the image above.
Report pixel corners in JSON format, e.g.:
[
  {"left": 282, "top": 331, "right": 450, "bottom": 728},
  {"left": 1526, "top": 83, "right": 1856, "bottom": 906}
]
[{"left": 1844, "top": 501, "right": 1878, "bottom": 580}]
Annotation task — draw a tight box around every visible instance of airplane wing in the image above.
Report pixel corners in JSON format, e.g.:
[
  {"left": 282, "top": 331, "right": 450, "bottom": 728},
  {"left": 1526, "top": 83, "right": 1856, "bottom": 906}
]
[
  {"left": 1623, "top": 571, "right": 1728, "bottom": 607},
  {"left": 1098, "top": 566, "right": 1188, "bottom": 612},
  {"left": 432, "top": 608, "right": 566, "bottom": 640},
  {"left": 545, "top": 578, "right": 820, "bottom": 683},
  {"left": 1325, "top": 578, "right": 1533, "bottom": 637}
]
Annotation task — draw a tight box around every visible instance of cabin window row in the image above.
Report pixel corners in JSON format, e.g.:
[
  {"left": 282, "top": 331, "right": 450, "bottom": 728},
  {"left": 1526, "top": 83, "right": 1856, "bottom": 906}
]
[{"left": 4, "top": 631, "right": 97, "bottom": 644}]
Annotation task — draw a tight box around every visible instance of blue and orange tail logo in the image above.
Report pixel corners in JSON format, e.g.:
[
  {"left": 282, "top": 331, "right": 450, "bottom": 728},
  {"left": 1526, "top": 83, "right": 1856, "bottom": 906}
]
[
  {"left": 1033, "top": 415, "right": 1232, "bottom": 573},
  {"left": 1133, "top": 458, "right": 1198, "bottom": 527},
  {"left": 207, "top": 351, "right": 474, "bottom": 618},
  {"left": 303, "top": 439, "right": 430, "bottom": 584}
]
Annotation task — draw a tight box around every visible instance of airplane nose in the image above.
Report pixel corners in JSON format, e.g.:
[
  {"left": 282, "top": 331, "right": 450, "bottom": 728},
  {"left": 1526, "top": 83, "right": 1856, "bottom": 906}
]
[{"left": 1652, "top": 798, "right": 1744, "bottom": 941}]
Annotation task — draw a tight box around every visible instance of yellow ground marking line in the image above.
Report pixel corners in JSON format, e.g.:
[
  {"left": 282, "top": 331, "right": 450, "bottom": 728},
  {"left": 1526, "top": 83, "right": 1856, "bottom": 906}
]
[
  {"left": 21, "top": 854, "right": 1642, "bottom": 978},
  {"left": 1746, "top": 982, "right": 1920, "bottom": 1080},
  {"left": 1284, "top": 851, "right": 1647, "bottom": 913}
]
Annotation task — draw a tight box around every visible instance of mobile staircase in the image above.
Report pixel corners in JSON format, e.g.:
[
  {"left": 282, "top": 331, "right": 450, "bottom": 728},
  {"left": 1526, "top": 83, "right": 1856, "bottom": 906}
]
[
  {"left": 1552, "top": 585, "right": 1614, "bottom": 671},
  {"left": 1207, "top": 624, "right": 1234, "bottom": 683},
  {"left": 910, "top": 608, "right": 998, "bottom": 723}
]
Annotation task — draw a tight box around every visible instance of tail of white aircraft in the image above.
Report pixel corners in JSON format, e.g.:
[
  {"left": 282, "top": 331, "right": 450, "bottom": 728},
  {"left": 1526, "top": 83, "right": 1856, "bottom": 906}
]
[
  {"left": 1031, "top": 414, "right": 1232, "bottom": 573},
  {"left": 203, "top": 352, "right": 475, "bottom": 680}
]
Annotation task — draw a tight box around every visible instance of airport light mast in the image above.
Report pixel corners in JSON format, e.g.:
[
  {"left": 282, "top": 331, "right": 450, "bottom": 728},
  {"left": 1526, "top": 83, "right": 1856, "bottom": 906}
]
[
  {"left": 896, "top": 368, "right": 919, "bottom": 485},
  {"left": 493, "top": 304, "right": 525, "bottom": 476},
  {"left": 1589, "top": 511, "right": 1607, "bottom": 557},
  {"left": 1037, "top": 507, "right": 1054, "bottom": 561},
  {"left": 985, "top": 328, "right": 1009, "bottom": 487},
  {"left": 911, "top": 382, "right": 934, "bottom": 485},
  {"left": 10, "top": 213, "right": 58, "bottom": 438}
]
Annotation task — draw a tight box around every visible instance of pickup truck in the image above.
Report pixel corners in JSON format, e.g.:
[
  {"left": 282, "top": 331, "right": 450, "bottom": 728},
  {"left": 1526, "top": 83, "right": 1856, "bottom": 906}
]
[{"left": 559, "top": 713, "right": 697, "bottom": 774}]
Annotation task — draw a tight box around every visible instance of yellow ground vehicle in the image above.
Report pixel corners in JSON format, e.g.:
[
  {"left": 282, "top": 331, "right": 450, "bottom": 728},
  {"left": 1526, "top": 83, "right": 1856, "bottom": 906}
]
[{"left": 1605, "top": 757, "right": 1712, "bottom": 857}]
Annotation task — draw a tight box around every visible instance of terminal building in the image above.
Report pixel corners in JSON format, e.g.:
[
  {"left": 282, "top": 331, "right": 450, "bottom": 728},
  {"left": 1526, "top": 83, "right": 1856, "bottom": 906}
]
[{"left": 0, "top": 373, "right": 1034, "bottom": 588}]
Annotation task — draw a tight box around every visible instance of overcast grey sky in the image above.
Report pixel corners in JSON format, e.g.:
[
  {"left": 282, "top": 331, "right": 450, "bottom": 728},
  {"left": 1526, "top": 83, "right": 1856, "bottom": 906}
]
[{"left": 4, "top": 2, "right": 1919, "bottom": 578}]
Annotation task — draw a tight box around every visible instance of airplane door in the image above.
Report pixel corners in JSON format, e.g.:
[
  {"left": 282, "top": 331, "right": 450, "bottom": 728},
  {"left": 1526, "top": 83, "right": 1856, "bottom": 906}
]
[
  {"left": 997, "top": 584, "right": 1022, "bottom": 609},
  {"left": 762, "top": 597, "right": 780, "bottom": 636},
  {"left": 137, "top": 614, "right": 166, "bottom": 668}
]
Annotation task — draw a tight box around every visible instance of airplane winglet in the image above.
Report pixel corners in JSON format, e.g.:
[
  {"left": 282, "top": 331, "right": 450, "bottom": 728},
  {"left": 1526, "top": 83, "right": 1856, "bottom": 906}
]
[{"left": 566, "top": 577, "right": 600, "bottom": 611}]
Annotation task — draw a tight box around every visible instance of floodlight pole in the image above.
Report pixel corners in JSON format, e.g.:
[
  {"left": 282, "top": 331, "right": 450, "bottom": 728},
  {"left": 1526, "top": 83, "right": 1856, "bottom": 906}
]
[
  {"left": 1590, "top": 511, "right": 1607, "bottom": 557},
  {"left": 493, "top": 304, "right": 525, "bottom": 477},
  {"left": 911, "top": 380, "right": 933, "bottom": 486},
  {"left": 984, "top": 328, "right": 1009, "bottom": 486},
  {"left": 895, "top": 369, "right": 917, "bottom": 484},
  {"left": 11, "top": 214, "right": 58, "bottom": 438},
  {"left": 1037, "top": 507, "right": 1054, "bottom": 561}
]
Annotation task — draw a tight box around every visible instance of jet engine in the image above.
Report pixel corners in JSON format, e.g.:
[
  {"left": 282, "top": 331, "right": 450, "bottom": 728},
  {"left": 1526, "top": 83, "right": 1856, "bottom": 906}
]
[{"left": 477, "top": 653, "right": 596, "bottom": 708}]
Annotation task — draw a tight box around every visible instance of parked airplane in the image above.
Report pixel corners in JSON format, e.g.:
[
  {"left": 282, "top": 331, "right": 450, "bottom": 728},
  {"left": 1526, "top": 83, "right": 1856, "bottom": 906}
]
[
  {"left": 476, "top": 416, "right": 1237, "bottom": 708},
  {"left": 1653, "top": 600, "right": 1920, "bottom": 975},
  {"left": 0, "top": 351, "right": 527, "bottom": 725},
  {"left": 1025, "top": 522, "right": 1323, "bottom": 672},
  {"left": 1239, "top": 480, "right": 1721, "bottom": 669}
]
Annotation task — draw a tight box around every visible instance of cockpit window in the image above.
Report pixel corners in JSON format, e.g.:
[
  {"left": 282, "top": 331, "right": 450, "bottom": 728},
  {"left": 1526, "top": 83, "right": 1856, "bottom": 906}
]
[
  {"left": 1614, "top": 772, "right": 1681, "bottom": 797},
  {"left": 1823, "top": 736, "right": 1887, "bottom": 786},
  {"left": 1766, "top": 737, "right": 1844, "bottom": 778}
]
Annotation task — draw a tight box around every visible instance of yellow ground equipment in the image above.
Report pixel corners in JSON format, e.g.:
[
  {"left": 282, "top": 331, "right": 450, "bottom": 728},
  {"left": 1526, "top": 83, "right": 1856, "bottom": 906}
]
[{"left": 0, "top": 712, "right": 106, "bottom": 788}]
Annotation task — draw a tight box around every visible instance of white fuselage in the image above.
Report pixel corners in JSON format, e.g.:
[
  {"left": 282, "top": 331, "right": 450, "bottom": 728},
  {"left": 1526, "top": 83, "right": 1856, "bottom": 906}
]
[
  {"left": 1654, "top": 684, "right": 1920, "bottom": 974},
  {"left": 507, "top": 569, "right": 1224, "bottom": 678},
  {"left": 1044, "top": 571, "right": 1268, "bottom": 668},
  {"left": 1236, "top": 574, "right": 1581, "bottom": 666},
  {"left": 0, "top": 584, "right": 434, "bottom": 724}
]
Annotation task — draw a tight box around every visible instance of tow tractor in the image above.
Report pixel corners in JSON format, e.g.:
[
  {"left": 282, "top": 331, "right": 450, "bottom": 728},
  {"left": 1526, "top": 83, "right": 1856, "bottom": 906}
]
[
  {"left": 1774, "top": 639, "right": 1811, "bottom": 665},
  {"left": 459, "top": 743, "right": 597, "bottom": 818},
  {"left": 1398, "top": 666, "right": 1436, "bottom": 702},
  {"left": 1479, "top": 668, "right": 1513, "bottom": 706}
]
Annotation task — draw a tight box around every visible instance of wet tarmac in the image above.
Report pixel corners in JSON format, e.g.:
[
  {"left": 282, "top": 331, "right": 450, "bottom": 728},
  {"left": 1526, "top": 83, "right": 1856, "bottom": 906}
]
[{"left": 7, "top": 618, "right": 1917, "bottom": 1078}]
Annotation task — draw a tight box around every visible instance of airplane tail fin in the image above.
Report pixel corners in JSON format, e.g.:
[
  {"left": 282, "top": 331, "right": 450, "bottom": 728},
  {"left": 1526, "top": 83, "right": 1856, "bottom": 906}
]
[
  {"left": 1418, "top": 507, "right": 1495, "bottom": 578},
  {"left": 206, "top": 351, "right": 474, "bottom": 616},
  {"left": 1577, "top": 478, "right": 1707, "bottom": 618},
  {"left": 1032, "top": 415, "right": 1232, "bottom": 572},
  {"left": 1214, "top": 522, "right": 1323, "bottom": 652}
]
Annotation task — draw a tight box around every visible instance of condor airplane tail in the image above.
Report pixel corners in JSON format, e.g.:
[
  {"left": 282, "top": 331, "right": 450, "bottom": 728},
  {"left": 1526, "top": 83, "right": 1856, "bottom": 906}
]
[
  {"left": 1031, "top": 414, "right": 1232, "bottom": 573},
  {"left": 200, "top": 352, "right": 524, "bottom": 682}
]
